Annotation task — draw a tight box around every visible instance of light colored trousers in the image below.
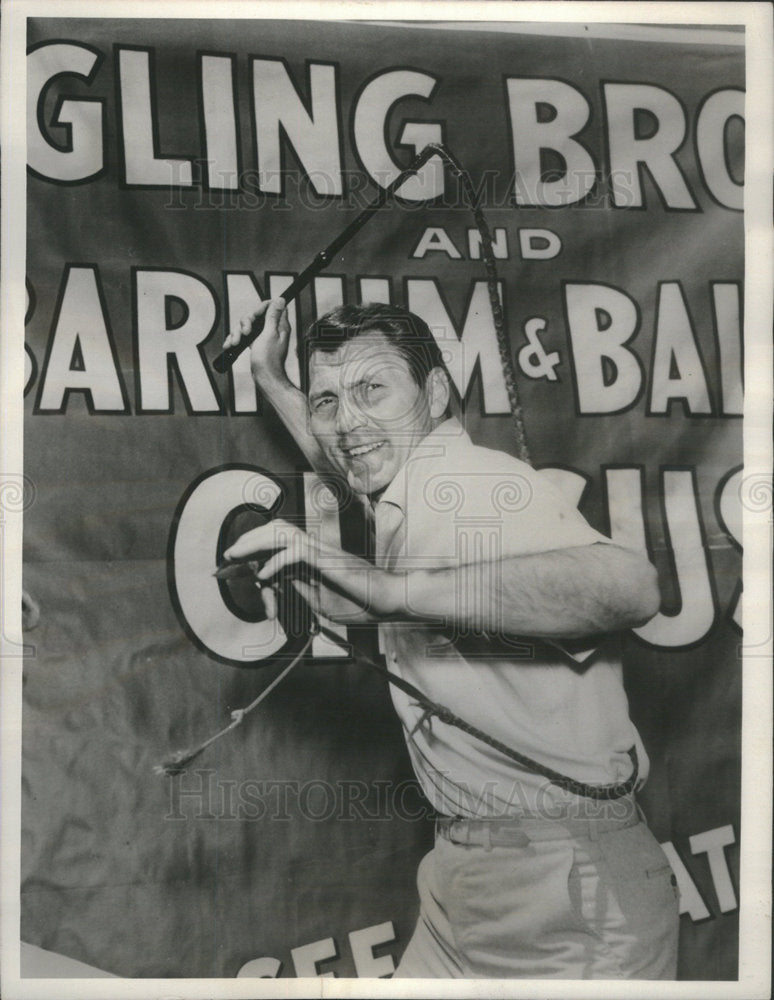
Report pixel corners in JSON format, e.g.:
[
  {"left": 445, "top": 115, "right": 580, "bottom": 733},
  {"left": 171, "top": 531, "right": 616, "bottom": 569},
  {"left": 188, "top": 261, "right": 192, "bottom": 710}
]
[{"left": 395, "top": 815, "right": 680, "bottom": 979}]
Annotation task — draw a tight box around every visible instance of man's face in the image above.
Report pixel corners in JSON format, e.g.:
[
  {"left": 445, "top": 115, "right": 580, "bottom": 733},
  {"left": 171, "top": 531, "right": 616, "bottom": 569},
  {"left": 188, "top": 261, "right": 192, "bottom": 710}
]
[{"left": 307, "top": 331, "right": 437, "bottom": 496}]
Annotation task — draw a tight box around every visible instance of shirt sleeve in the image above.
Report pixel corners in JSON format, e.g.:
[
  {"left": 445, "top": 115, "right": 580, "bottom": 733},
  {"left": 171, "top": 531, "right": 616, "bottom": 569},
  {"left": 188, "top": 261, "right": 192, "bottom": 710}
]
[
  {"left": 448, "top": 457, "right": 613, "bottom": 557},
  {"left": 450, "top": 457, "right": 618, "bottom": 663}
]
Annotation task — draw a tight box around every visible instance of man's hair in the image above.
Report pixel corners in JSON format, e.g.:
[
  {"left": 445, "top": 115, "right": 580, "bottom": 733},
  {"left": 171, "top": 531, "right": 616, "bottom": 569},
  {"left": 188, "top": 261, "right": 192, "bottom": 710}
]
[{"left": 298, "top": 302, "right": 447, "bottom": 395}]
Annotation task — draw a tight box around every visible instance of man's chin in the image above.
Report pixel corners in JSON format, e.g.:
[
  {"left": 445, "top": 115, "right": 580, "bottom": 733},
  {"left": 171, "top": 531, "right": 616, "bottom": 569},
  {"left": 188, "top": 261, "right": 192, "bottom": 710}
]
[
  {"left": 325, "top": 449, "right": 393, "bottom": 495},
  {"left": 344, "top": 465, "right": 391, "bottom": 497},
  {"left": 346, "top": 470, "right": 377, "bottom": 495}
]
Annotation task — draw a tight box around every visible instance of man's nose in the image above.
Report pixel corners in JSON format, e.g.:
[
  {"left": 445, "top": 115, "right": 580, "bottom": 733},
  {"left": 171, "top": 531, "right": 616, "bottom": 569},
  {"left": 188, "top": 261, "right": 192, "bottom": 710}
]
[{"left": 335, "top": 393, "right": 365, "bottom": 435}]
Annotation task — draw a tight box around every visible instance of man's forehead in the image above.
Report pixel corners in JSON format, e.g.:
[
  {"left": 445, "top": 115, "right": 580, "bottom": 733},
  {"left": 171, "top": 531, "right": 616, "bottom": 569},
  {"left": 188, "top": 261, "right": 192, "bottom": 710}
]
[{"left": 308, "top": 332, "right": 409, "bottom": 374}]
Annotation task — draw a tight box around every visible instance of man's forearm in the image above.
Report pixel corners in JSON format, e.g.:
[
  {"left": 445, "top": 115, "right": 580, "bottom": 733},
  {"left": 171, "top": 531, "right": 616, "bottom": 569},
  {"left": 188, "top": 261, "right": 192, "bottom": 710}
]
[
  {"left": 395, "top": 544, "right": 660, "bottom": 639},
  {"left": 240, "top": 517, "right": 659, "bottom": 639},
  {"left": 259, "top": 375, "right": 332, "bottom": 474}
]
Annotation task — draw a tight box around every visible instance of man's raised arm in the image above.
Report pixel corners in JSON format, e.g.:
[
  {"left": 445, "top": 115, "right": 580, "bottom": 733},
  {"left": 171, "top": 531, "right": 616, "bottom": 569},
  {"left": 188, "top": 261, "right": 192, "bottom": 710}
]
[{"left": 222, "top": 299, "right": 333, "bottom": 474}]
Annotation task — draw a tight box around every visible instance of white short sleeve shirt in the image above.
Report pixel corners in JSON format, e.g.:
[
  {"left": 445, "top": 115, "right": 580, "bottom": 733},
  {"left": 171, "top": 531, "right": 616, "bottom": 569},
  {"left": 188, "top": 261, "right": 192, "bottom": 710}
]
[{"left": 373, "top": 418, "right": 648, "bottom": 817}]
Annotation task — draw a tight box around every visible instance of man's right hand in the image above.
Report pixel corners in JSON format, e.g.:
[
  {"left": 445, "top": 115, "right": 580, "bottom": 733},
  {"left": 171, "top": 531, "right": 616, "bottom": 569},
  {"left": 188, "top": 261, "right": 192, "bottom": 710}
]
[{"left": 222, "top": 297, "right": 291, "bottom": 387}]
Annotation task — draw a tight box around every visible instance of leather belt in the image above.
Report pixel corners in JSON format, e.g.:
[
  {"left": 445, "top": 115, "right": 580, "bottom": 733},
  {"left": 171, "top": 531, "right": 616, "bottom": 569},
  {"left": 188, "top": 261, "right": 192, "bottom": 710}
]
[{"left": 435, "top": 800, "right": 640, "bottom": 849}]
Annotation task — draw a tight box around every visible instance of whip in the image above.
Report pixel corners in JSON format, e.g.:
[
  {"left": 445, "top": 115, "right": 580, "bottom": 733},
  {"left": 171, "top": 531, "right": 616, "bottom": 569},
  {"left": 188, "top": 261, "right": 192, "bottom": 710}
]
[
  {"left": 211, "top": 143, "right": 530, "bottom": 465},
  {"left": 157, "top": 599, "right": 638, "bottom": 800}
]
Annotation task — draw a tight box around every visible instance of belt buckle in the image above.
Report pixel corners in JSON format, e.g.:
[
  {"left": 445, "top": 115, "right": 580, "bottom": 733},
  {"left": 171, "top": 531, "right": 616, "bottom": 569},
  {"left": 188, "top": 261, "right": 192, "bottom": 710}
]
[
  {"left": 437, "top": 817, "right": 475, "bottom": 846},
  {"left": 435, "top": 817, "right": 458, "bottom": 842}
]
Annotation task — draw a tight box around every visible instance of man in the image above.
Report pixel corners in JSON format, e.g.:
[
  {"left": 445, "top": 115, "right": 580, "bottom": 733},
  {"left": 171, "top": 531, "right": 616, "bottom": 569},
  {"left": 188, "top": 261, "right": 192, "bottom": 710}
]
[{"left": 220, "top": 299, "right": 679, "bottom": 979}]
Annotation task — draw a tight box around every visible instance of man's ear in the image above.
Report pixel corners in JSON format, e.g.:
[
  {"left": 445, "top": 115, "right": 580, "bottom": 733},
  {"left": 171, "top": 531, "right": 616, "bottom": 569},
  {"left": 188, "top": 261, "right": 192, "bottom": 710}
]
[{"left": 427, "top": 366, "right": 451, "bottom": 419}]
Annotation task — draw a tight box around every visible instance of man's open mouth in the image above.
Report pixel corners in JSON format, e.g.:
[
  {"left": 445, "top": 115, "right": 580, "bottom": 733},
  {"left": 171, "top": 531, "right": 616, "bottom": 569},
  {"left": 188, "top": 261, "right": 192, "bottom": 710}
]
[{"left": 341, "top": 440, "right": 386, "bottom": 458}]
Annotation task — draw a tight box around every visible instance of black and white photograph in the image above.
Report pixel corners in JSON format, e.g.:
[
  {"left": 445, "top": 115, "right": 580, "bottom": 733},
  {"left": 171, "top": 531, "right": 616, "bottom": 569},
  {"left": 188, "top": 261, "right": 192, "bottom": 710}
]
[{"left": 1, "top": 1, "right": 771, "bottom": 996}]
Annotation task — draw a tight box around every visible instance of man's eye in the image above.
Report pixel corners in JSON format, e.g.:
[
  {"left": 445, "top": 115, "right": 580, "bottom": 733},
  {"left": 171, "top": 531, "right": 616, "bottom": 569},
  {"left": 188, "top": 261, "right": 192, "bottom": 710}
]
[{"left": 313, "top": 396, "right": 335, "bottom": 412}]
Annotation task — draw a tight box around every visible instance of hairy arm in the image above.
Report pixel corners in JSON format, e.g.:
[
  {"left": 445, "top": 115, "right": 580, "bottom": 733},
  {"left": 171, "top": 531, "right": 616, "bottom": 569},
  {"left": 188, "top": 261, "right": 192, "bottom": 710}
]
[
  {"left": 226, "top": 522, "right": 660, "bottom": 640},
  {"left": 399, "top": 543, "right": 661, "bottom": 639}
]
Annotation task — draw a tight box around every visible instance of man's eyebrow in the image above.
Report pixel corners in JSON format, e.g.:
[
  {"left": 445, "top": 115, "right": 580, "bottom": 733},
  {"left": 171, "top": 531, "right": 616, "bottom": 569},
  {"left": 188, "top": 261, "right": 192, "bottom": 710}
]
[
  {"left": 308, "top": 388, "right": 338, "bottom": 403},
  {"left": 345, "top": 376, "right": 384, "bottom": 390}
]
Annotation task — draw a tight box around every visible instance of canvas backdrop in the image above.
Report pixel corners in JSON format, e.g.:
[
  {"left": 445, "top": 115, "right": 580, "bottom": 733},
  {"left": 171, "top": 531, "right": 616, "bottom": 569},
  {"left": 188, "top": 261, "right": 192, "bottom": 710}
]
[{"left": 22, "top": 18, "right": 744, "bottom": 979}]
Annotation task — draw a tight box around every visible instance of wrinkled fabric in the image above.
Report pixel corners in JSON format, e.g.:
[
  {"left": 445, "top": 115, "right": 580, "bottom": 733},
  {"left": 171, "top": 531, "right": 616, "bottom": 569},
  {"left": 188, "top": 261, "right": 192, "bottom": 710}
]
[{"left": 396, "top": 819, "right": 679, "bottom": 979}]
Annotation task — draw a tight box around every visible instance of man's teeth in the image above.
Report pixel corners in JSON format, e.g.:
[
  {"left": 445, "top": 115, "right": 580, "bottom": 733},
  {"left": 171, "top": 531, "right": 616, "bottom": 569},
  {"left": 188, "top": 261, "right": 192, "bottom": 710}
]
[{"left": 343, "top": 441, "right": 385, "bottom": 457}]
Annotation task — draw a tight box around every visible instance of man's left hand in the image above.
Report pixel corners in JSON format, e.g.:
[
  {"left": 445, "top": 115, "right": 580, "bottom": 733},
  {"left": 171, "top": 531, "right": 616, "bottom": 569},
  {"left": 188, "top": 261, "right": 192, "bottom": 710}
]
[{"left": 222, "top": 519, "right": 404, "bottom": 620}]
